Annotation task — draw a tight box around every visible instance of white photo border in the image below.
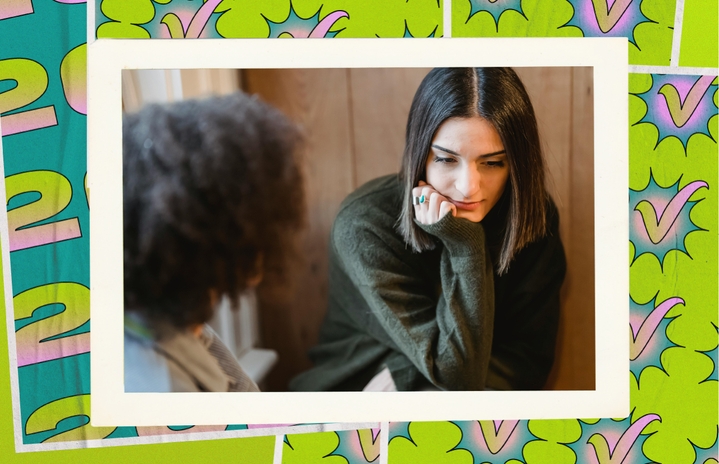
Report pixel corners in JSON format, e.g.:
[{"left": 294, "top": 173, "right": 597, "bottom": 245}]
[{"left": 89, "top": 38, "right": 628, "bottom": 426}]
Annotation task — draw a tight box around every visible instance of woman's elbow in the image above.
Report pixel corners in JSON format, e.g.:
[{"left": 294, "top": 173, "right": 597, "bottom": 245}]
[{"left": 428, "top": 347, "right": 489, "bottom": 391}]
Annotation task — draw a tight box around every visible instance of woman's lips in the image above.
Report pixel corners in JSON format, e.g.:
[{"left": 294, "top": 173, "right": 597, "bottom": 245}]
[{"left": 449, "top": 199, "right": 483, "bottom": 211}]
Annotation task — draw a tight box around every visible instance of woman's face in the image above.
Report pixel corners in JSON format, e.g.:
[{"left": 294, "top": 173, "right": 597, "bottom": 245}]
[{"left": 425, "top": 116, "right": 510, "bottom": 223}]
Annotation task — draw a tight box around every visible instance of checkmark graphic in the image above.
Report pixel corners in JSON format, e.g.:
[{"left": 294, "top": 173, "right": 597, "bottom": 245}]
[
  {"left": 587, "top": 414, "right": 660, "bottom": 463},
  {"left": 630, "top": 297, "right": 684, "bottom": 360},
  {"left": 591, "top": 0, "right": 633, "bottom": 33},
  {"left": 308, "top": 11, "right": 349, "bottom": 38},
  {"left": 161, "top": 0, "right": 222, "bottom": 39},
  {"left": 478, "top": 420, "right": 519, "bottom": 454},
  {"left": 659, "top": 75, "right": 715, "bottom": 128},
  {"left": 357, "top": 428, "right": 381, "bottom": 462},
  {"left": 634, "top": 180, "right": 708, "bottom": 244}
]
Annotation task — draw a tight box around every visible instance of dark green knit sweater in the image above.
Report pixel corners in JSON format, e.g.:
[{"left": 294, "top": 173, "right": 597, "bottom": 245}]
[{"left": 290, "top": 174, "right": 566, "bottom": 391}]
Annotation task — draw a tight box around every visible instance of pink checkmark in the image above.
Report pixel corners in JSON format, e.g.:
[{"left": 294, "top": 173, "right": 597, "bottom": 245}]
[
  {"left": 478, "top": 420, "right": 519, "bottom": 454},
  {"left": 161, "top": 0, "right": 223, "bottom": 38},
  {"left": 308, "top": 10, "right": 349, "bottom": 38},
  {"left": 591, "top": 0, "right": 633, "bottom": 33},
  {"left": 630, "top": 297, "right": 684, "bottom": 360},
  {"left": 659, "top": 75, "right": 715, "bottom": 128},
  {"left": 357, "top": 428, "right": 381, "bottom": 462},
  {"left": 186, "top": 0, "right": 223, "bottom": 39},
  {"left": 587, "top": 414, "right": 660, "bottom": 463},
  {"left": 634, "top": 180, "right": 708, "bottom": 245}
]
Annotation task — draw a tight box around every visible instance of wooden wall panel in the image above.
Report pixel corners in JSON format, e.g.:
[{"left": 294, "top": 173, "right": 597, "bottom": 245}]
[
  {"left": 179, "top": 69, "right": 240, "bottom": 99},
  {"left": 515, "top": 68, "right": 573, "bottom": 244},
  {"left": 547, "top": 68, "right": 596, "bottom": 390},
  {"left": 350, "top": 68, "right": 431, "bottom": 186},
  {"left": 243, "top": 69, "right": 355, "bottom": 390}
]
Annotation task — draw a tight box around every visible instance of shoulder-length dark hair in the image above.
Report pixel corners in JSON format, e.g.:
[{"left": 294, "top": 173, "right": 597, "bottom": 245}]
[
  {"left": 123, "top": 92, "right": 305, "bottom": 328},
  {"left": 398, "top": 67, "right": 547, "bottom": 274}
]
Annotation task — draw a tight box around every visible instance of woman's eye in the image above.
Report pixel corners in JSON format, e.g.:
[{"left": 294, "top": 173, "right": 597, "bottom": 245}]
[
  {"left": 434, "top": 156, "right": 455, "bottom": 164},
  {"left": 484, "top": 160, "right": 505, "bottom": 168}
]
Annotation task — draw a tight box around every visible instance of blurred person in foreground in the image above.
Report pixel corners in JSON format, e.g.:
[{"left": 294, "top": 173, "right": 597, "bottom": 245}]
[{"left": 123, "top": 92, "right": 304, "bottom": 392}]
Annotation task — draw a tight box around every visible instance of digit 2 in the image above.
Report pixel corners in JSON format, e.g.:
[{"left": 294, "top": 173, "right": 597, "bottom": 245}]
[
  {"left": 0, "top": 57, "right": 58, "bottom": 136},
  {"left": 6, "top": 170, "right": 82, "bottom": 252}
]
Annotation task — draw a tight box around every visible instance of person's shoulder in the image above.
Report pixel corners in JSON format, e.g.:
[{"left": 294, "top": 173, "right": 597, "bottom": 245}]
[
  {"left": 332, "top": 174, "right": 404, "bottom": 249},
  {"left": 503, "top": 194, "right": 565, "bottom": 281},
  {"left": 335, "top": 174, "right": 402, "bottom": 226},
  {"left": 528, "top": 194, "right": 565, "bottom": 260},
  {"left": 124, "top": 326, "right": 174, "bottom": 392},
  {"left": 341, "top": 174, "right": 401, "bottom": 211},
  {"left": 510, "top": 193, "right": 562, "bottom": 258},
  {"left": 544, "top": 195, "right": 561, "bottom": 235}
]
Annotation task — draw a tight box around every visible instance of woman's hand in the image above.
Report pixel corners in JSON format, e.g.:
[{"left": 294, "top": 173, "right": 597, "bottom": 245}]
[{"left": 413, "top": 181, "right": 457, "bottom": 225}]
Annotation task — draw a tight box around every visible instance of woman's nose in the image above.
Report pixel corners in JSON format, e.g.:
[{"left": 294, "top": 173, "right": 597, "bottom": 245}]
[{"left": 455, "top": 165, "right": 481, "bottom": 199}]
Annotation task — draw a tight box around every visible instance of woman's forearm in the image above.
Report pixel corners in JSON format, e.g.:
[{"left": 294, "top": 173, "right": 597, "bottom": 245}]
[{"left": 338, "top": 212, "right": 495, "bottom": 390}]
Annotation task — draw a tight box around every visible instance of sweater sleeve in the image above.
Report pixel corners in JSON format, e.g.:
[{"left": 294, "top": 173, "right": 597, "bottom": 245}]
[{"left": 332, "top": 210, "right": 495, "bottom": 391}]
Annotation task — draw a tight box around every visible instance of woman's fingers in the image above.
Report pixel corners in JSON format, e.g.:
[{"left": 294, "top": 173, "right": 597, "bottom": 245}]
[
  {"left": 412, "top": 183, "right": 453, "bottom": 225},
  {"left": 411, "top": 186, "right": 422, "bottom": 204},
  {"left": 412, "top": 185, "right": 425, "bottom": 222},
  {"left": 428, "top": 192, "right": 443, "bottom": 223},
  {"left": 415, "top": 186, "right": 433, "bottom": 223},
  {"left": 439, "top": 200, "right": 456, "bottom": 220}
]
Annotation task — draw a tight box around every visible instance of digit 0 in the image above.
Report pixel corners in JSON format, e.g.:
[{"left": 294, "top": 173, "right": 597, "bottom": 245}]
[
  {"left": 0, "top": 58, "right": 58, "bottom": 136},
  {"left": 14, "top": 282, "right": 90, "bottom": 367},
  {"left": 25, "top": 394, "right": 116, "bottom": 442},
  {"left": 6, "top": 170, "right": 82, "bottom": 252}
]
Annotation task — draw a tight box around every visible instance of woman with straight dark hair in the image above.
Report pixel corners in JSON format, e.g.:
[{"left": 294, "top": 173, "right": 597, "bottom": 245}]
[{"left": 290, "top": 68, "right": 566, "bottom": 392}]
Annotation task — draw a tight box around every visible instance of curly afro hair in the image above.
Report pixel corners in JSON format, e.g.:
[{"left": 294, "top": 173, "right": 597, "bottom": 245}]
[{"left": 123, "top": 92, "right": 305, "bottom": 328}]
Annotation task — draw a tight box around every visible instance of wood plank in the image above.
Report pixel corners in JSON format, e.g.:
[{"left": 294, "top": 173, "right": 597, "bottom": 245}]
[
  {"left": 179, "top": 69, "right": 240, "bottom": 99},
  {"left": 544, "top": 67, "right": 595, "bottom": 390},
  {"left": 568, "top": 66, "right": 596, "bottom": 389},
  {"left": 350, "top": 68, "right": 432, "bottom": 187},
  {"left": 243, "top": 69, "right": 355, "bottom": 390},
  {"left": 515, "top": 67, "right": 572, "bottom": 244}
]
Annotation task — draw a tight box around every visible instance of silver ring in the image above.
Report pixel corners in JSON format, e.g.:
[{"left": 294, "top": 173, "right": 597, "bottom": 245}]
[{"left": 413, "top": 196, "right": 421, "bottom": 205}]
